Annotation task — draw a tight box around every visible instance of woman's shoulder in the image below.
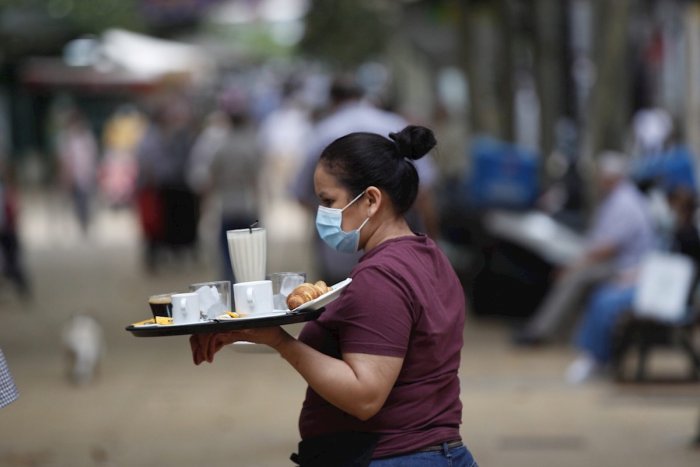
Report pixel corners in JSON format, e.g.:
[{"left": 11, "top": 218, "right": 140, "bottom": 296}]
[
  {"left": 361, "top": 235, "right": 440, "bottom": 263},
  {"left": 354, "top": 236, "right": 446, "bottom": 283}
]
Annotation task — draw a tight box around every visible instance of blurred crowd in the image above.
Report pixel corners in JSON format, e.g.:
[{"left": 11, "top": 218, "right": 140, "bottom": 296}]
[
  {"left": 2, "top": 68, "right": 450, "bottom": 286},
  {"left": 1, "top": 66, "right": 699, "bottom": 398}
]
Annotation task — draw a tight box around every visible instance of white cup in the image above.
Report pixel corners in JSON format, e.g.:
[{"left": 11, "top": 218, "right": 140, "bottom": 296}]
[
  {"left": 171, "top": 292, "right": 201, "bottom": 324},
  {"left": 227, "top": 227, "right": 267, "bottom": 283},
  {"left": 233, "top": 280, "right": 274, "bottom": 315}
]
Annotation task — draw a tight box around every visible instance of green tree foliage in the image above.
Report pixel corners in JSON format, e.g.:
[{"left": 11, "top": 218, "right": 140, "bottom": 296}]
[
  {"left": 0, "top": 0, "right": 144, "bottom": 59},
  {"left": 0, "top": 0, "right": 144, "bottom": 36},
  {"left": 298, "top": 0, "right": 393, "bottom": 69},
  {"left": 58, "top": 0, "right": 142, "bottom": 33}
]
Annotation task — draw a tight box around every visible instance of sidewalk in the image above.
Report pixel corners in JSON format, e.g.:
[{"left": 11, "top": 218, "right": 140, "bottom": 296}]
[{"left": 0, "top": 190, "right": 698, "bottom": 467}]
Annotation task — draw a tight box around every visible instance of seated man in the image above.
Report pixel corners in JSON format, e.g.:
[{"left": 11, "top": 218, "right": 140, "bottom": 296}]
[
  {"left": 567, "top": 184, "right": 700, "bottom": 384},
  {"left": 515, "top": 152, "right": 657, "bottom": 348}
]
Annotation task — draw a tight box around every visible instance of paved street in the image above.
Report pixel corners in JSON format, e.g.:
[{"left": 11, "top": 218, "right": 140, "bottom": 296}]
[{"left": 0, "top": 189, "right": 699, "bottom": 467}]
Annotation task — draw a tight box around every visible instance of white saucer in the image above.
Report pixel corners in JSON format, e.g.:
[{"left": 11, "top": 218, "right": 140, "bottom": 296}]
[{"left": 292, "top": 278, "right": 352, "bottom": 312}]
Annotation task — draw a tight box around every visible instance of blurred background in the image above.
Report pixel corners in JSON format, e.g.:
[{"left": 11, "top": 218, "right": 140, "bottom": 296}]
[{"left": 1, "top": 0, "right": 700, "bottom": 466}]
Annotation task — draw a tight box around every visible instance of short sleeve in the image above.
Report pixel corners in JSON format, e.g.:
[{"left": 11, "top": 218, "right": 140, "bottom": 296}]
[
  {"left": 588, "top": 190, "right": 644, "bottom": 250},
  {"left": 330, "top": 266, "right": 414, "bottom": 357}
]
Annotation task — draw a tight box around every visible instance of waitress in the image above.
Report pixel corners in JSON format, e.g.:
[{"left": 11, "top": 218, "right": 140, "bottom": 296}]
[{"left": 190, "top": 125, "right": 476, "bottom": 467}]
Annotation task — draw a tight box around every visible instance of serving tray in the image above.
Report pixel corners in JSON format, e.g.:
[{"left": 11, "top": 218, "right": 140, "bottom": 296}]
[
  {"left": 126, "top": 278, "right": 351, "bottom": 338},
  {"left": 125, "top": 308, "right": 324, "bottom": 337}
]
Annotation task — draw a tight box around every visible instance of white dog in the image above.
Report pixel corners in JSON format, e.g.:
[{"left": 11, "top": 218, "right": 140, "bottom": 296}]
[{"left": 61, "top": 314, "right": 105, "bottom": 385}]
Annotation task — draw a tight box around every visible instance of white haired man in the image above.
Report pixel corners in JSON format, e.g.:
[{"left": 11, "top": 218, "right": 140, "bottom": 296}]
[{"left": 515, "top": 151, "right": 658, "bottom": 359}]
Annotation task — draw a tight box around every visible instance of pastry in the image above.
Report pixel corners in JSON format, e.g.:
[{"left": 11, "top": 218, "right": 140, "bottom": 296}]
[
  {"left": 314, "top": 280, "right": 332, "bottom": 295},
  {"left": 287, "top": 280, "right": 332, "bottom": 309}
]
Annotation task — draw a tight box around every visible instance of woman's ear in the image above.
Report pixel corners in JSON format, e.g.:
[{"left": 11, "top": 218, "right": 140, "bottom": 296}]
[{"left": 365, "top": 186, "right": 381, "bottom": 216}]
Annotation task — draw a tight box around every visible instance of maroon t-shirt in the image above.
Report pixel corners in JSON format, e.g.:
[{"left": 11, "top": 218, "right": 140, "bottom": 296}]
[{"left": 298, "top": 235, "right": 465, "bottom": 458}]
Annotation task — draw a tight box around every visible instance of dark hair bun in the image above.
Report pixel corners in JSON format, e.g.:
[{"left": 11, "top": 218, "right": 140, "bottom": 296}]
[{"left": 388, "top": 125, "right": 436, "bottom": 161}]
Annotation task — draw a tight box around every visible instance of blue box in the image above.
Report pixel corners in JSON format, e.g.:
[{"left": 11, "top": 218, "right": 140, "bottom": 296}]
[{"left": 467, "top": 137, "right": 540, "bottom": 209}]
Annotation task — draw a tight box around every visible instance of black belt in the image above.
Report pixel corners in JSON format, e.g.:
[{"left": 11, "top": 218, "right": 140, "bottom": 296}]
[{"left": 417, "top": 440, "right": 463, "bottom": 453}]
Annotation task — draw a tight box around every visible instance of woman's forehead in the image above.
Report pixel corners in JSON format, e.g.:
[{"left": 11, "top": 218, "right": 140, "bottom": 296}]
[{"left": 314, "top": 164, "right": 342, "bottom": 191}]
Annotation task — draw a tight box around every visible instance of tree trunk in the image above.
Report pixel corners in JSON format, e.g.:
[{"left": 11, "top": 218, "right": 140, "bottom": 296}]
[
  {"left": 580, "top": 0, "right": 632, "bottom": 161},
  {"left": 498, "top": 0, "right": 515, "bottom": 142},
  {"left": 534, "top": 0, "right": 566, "bottom": 160},
  {"left": 684, "top": 1, "right": 700, "bottom": 187},
  {"left": 461, "top": 0, "right": 508, "bottom": 139}
]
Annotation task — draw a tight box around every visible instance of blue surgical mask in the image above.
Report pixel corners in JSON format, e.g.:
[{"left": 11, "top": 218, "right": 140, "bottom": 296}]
[{"left": 316, "top": 191, "right": 370, "bottom": 253}]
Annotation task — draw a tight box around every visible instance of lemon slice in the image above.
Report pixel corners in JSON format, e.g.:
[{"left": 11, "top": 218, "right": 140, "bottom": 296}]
[{"left": 131, "top": 317, "right": 173, "bottom": 326}]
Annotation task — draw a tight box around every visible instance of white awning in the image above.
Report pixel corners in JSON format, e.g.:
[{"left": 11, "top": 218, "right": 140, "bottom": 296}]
[{"left": 100, "top": 28, "right": 215, "bottom": 83}]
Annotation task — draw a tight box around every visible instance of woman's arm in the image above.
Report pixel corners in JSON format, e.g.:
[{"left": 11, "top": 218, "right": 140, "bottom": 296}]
[
  {"left": 274, "top": 332, "right": 403, "bottom": 421},
  {"left": 190, "top": 327, "right": 403, "bottom": 421}
]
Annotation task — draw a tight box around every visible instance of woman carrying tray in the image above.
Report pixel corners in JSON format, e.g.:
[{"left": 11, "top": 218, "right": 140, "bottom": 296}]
[{"left": 190, "top": 125, "right": 476, "bottom": 467}]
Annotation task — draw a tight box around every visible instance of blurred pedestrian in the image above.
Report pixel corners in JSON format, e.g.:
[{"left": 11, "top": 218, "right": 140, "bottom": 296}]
[
  {"left": 99, "top": 104, "right": 145, "bottom": 208},
  {"left": 56, "top": 109, "right": 99, "bottom": 234},
  {"left": 257, "top": 78, "right": 313, "bottom": 240},
  {"left": 631, "top": 107, "right": 673, "bottom": 158},
  {"left": 0, "top": 348, "right": 19, "bottom": 408},
  {"left": 0, "top": 169, "right": 31, "bottom": 298},
  {"left": 136, "top": 97, "right": 198, "bottom": 271},
  {"left": 190, "top": 126, "right": 476, "bottom": 466},
  {"left": 515, "top": 152, "right": 657, "bottom": 351},
  {"left": 292, "top": 75, "right": 440, "bottom": 285},
  {"left": 668, "top": 186, "right": 700, "bottom": 265},
  {"left": 258, "top": 78, "right": 312, "bottom": 205},
  {"left": 188, "top": 104, "right": 261, "bottom": 284}
]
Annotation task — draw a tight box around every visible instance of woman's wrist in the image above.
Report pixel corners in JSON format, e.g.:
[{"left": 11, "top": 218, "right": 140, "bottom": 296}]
[{"left": 270, "top": 329, "right": 296, "bottom": 355}]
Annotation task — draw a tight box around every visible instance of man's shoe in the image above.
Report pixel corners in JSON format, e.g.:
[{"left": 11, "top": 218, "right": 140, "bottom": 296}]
[{"left": 565, "top": 355, "right": 601, "bottom": 385}]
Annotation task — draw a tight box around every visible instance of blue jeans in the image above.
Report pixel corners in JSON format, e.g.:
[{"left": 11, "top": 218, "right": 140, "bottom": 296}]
[
  {"left": 369, "top": 443, "right": 478, "bottom": 467},
  {"left": 574, "top": 283, "right": 636, "bottom": 364}
]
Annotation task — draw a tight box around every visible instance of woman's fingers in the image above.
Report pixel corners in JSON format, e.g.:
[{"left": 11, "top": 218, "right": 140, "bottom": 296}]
[
  {"left": 206, "top": 331, "right": 239, "bottom": 362},
  {"left": 190, "top": 329, "right": 283, "bottom": 364},
  {"left": 207, "top": 333, "right": 221, "bottom": 363},
  {"left": 190, "top": 334, "right": 209, "bottom": 365}
]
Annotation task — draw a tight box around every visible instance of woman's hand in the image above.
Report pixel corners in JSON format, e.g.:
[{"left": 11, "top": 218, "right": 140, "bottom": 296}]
[{"left": 189, "top": 326, "right": 291, "bottom": 365}]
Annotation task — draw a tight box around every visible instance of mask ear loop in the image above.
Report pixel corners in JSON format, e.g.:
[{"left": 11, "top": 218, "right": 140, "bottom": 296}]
[
  {"left": 358, "top": 188, "right": 374, "bottom": 233},
  {"left": 357, "top": 217, "right": 370, "bottom": 230},
  {"left": 340, "top": 189, "right": 367, "bottom": 212}
]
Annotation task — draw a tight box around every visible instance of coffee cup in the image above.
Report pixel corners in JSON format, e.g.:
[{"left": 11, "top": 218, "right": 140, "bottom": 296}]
[
  {"left": 233, "top": 280, "right": 274, "bottom": 315},
  {"left": 171, "top": 292, "right": 201, "bottom": 324},
  {"left": 149, "top": 293, "right": 174, "bottom": 319}
]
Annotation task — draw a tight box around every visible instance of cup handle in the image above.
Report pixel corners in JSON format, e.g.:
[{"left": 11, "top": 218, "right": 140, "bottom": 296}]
[
  {"left": 174, "top": 298, "right": 185, "bottom": 319},
  {"left": 246, "top": 287, "right": 255, "bottom": 307}
]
